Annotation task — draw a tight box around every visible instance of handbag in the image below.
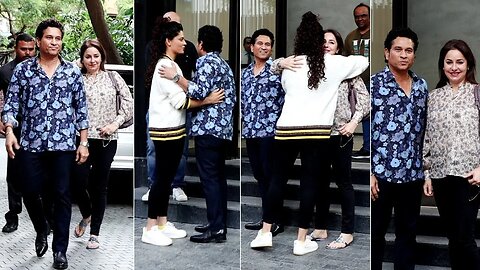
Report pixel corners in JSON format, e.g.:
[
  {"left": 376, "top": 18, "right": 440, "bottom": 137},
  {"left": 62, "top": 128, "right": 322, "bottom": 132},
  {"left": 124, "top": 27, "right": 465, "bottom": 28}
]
[{"left": 108, "top": 71, "right": 133, "bottom": 129}]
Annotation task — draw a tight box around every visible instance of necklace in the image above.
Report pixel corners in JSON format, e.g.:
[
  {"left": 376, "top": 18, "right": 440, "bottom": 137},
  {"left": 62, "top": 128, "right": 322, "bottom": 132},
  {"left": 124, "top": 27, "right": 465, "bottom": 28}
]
[{"left": 162, "top": 54, "right": 174, "bottom": 61}]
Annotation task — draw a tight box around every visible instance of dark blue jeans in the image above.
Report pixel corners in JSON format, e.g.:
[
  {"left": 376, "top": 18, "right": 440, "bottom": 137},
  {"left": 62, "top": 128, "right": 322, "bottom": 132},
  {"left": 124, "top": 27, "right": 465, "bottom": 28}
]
[
  {"left": 371, "top": 179, "right": 423, "bottom": 270},
  {"left": 194, "top": 135, "right": 228, "bottom": 231},
  {"left": 19, "top": 150, "right": 75, "bottom": 253}
]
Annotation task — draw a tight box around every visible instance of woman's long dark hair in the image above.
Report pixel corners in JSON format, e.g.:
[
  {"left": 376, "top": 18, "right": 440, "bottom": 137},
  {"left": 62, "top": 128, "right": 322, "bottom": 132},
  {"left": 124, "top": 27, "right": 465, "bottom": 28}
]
[
  {"left": 436, "top": 39, "right": 477, "bottom": 88},
  {"left": 145, "top": 18, "right": 183, "bottom": 90},
  {"left": 293, "top": 11, "right": 325, "bottom": 90}
]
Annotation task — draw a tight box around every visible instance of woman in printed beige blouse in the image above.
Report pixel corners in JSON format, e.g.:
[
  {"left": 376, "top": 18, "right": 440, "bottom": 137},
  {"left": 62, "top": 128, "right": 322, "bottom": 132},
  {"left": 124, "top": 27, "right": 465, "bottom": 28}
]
[
  {"left": 71, "top": 39, "right": 133, "bottom": 249},
  {"left": 423, "top": 39, "right": 480, "bottom": 269},
  {"left": 308, "top": 29, "right": 370, "bottom": 250}
]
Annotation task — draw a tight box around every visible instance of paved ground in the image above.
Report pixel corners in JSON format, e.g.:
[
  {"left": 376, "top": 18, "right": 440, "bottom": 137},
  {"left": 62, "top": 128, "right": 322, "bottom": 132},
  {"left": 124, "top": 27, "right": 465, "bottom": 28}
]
[
  {"left": 134, "top": 219, "right": 240, "bottom": 270},
  {"left": 241, "top": 224, "right": 370, "bottom": 270},
  {"left": 0, "top": 140, "right": 134, "bottom": 270}
]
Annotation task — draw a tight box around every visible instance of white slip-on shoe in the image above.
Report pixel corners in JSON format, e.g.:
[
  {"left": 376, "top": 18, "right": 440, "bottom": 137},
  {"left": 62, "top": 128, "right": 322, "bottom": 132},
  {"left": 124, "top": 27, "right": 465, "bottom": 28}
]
[
  {"left": 141, "top": 189, "right": 150, "bottom": 202},
  {"left": 172, "top": 188, "right": 188, "bottom": 202},
  {"left": 293, "top": 239, "right": 318, "bottom": 255},
  {"left": 250, "top": 230, "right": 272, "bottom": 248},
  {"left": 141, "top": 226, "right": 172, "bottom": 246},
  {"left": 159, "top": 222, "right": 187, "bottom": 239}
]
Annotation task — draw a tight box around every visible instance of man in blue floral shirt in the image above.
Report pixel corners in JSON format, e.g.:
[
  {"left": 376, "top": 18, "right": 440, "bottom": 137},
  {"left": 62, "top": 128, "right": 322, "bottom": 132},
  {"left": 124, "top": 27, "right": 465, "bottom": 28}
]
[
  {"left": 370, "top": 28, "right": 428, "bottom": 270},
  {"left": 2, "top": 19, "right": 88, "bottom": 269},
  {"left": 160, "top": 25, "right": 236, "bottom": 243},
  {"left": 241, "top": 28, "right": 284, "bottom": 235}
]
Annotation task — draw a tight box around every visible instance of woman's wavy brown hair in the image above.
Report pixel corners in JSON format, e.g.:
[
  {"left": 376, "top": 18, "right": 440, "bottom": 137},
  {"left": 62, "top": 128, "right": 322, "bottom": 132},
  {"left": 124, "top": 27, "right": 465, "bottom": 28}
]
[
  {"left": 293, "top": 11, "right": 325, "bottom": 90},
  {"left": 145, "top": 17, "right": 183, "bottom": 91}
]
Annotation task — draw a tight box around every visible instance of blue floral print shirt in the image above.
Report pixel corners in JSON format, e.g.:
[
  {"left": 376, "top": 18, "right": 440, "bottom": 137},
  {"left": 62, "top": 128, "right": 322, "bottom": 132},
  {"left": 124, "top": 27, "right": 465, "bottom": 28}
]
[
  {"left": 241, "top": 58, "right": 284, "bottom": 138},
  {"left": 1, "top": 57, "right": 89, "bottom": 152},
  {"left": 187, "top": 52, "right": 236, "bottom": 141},
  {"left": 371, "top": 66, "right": 428, "bottom": 183}
]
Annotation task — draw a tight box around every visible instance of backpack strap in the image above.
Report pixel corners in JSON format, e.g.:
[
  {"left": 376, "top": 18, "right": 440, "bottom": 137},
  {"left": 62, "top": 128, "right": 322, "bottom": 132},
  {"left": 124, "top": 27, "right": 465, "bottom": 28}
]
[{"left": 107, "top": 71, "right": 120, "bottom": 94}]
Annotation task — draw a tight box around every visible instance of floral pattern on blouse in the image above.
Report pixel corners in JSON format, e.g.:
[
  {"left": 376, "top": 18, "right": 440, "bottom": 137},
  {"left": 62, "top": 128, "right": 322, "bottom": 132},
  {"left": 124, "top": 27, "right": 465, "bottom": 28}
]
[
  {"left": 331, "top": 76, "right": 370, "bottom": 135},
  {"left": 241, "top": 58, "right": 284, "bottom": 138},
  {"left": 83, "top": 70, "right": 133, "bottom": 140},
  {"left": 371, "top": 66, "right": 428, "bottom": 183},
  {"left": 1, "top": 57, "right": 89, "bottom": 152},
  {"left": 423, "top": 82, "right": 480, "bottom": 179},
  {"left": 187, "top": 52, "right": 236, "bottom": 141}
]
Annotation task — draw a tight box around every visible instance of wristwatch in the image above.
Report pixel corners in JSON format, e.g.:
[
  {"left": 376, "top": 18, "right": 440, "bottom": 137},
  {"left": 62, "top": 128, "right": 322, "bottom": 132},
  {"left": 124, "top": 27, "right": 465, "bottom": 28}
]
[
  {"left": 79, "top": 141, "right": 89, "bottom": 148},
  {"left": 172, "top": 74, "right": 180, "bottom": 83}
]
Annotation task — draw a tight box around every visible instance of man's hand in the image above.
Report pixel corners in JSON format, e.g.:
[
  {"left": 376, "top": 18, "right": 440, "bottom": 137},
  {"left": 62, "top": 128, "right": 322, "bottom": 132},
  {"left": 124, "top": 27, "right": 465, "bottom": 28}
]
[
  {"left": 76, "top": 145, "right": 89, "bottom": 165},
  {"left": 280, "top": 55, "right": 305, "bottom": 71},
  {"left": 423, "top": 179, "right": 433, "bottom": 197},
  {"left": 370, "top": 174, "right": 380, "bottom": 201},
  {"left": 158, "top": 63, "right": 177, "bottom": 80},
  {"left": 204, "top": 89, "right": 225, "bottom": 105},
  {"left": 5, "top": 131, "right": 20, "bottom": 159}
]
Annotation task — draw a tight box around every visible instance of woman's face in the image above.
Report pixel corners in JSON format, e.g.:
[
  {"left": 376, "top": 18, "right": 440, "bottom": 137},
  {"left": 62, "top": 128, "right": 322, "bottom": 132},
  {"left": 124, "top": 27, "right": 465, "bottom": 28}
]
[
  {"left": 324, "top": 32, "right": 339, "bottom": 55},
  {"left": 443, "top": 49, "right": 468, "bottom": 86},
  {"left": 167, "top": 30, "right": 186, "bottom": 55},
  {"left": 82, "top": 46, "right": 102, "bottom": 74}
]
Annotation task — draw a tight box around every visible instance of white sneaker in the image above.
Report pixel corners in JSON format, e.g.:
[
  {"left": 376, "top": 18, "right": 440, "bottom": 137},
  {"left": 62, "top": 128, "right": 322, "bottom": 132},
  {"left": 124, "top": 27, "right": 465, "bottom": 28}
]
[
  {"left": 293, "top": 239, "right": 318, "bottom": 255},
  {"left": 141, "top": 226, "right": 172, "bottom": 246},
  {"left": 172, "top": 188, "right": 188, "bottom": 201},
  {"left": 159, "top": 222, "right": 187, "bottom": 239},
  {"left": 141, "top": 189, "right": 150, "bottom": 202},
  {"left": 250, "top": 230, "right": 272, "bottom": 248}
]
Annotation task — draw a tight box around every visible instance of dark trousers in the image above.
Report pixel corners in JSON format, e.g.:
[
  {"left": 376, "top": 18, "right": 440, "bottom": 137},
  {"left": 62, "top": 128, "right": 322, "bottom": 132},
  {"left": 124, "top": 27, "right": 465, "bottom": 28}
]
[
  {"left": 432, "top": 176, "right": 480, "bottom": 270},
  {"left": 371, "top": 179, "right": 423, "bottom": 270},
  {"left": 245, "top": 137, "right": 275, "bottom": 220},
  {"left": 195, "top": 135, "right": 228, "bottom": 231},
  {"left": 314, "top": 135, "right": 355, "bottom": 233},
  {"left": 19, "top": 150, "right": 75, "bottom": 253},
  {"left": 4, "top": 127, "right": 22, "bottom": 224},
  {"left": 148, "top": 138, "right": 184, "bottom": 218},
  {"left": 71, "top": 138, "right": 117, "bottom": 236},
  {"left": 263, "top": 139, "right": 330, "bottom": 229}
]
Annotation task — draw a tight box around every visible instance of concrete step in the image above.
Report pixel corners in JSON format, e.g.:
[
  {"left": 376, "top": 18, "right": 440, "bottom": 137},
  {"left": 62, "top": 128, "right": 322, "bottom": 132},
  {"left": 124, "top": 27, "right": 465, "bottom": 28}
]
[
  {"left": 241, "top": 195, "right": 370, "bottom": 234},
  {"left": 241, "top": 158, "right": 370, "bottom": 185},
  {"left": 135, "top": 186, "right": 240, "bottom": 229},
  {"left": 241, "top": 175, "right": 370, "bottom": 207}
]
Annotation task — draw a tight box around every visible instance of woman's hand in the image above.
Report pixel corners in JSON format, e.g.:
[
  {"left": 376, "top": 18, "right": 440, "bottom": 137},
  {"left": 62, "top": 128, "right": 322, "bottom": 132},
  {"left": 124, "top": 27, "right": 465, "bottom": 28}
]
[
  {"left": 465, "top": 166, "right": 480, "bottom": 186},
  {"left": 423, "top": 179, "right": 433, "bottom": 197},
  {"left": 158, "top": 63, "right": 177, "bottom": 80},
  {"left": 338, "top": 121, "right": 357, "bottom": 137},
  {"left": 204, "top": 89, "right": 225, "bottom": 105},
  {"left": 98, "top": 123, "right": 118, "bottom": 137},
  {"left": 280, "top": 55, "right": 304, "bottom": 71}
]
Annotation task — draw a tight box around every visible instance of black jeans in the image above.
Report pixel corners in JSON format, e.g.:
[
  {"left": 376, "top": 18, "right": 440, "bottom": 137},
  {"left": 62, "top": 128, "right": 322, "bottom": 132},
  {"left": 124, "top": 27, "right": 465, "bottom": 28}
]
[
  {"left": 19, "top": 150, "right": 75, "bottom": 253},
  {"left": 148, "top": 138, "right": 184, "bottom": 219},
  {"left": 432, "top": 176, "right": 480, "bottom": 270},
  {"left": 314, "top": 135, "right": 355, "bottom": 233},
  {"left": 71, "top": 138, "right": 117, "bottom": 236},
  {"left": 245, "top": 137, "right": 275, "bottom": 220},
  {"left": 195, "top": 135, "right": 228, "bottom": 231},
  {"left": 263, "top": 139, "right": 330, "bottom": 229},
  {"left": 371, "top": 179, "right": 423, "bottom": 270}
]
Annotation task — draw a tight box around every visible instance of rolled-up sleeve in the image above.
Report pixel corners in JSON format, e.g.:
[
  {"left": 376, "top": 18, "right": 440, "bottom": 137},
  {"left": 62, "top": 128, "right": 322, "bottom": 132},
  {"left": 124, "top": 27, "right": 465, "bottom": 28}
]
[{"left": 72, "top": 69, "right": 89, "bottom": 130}]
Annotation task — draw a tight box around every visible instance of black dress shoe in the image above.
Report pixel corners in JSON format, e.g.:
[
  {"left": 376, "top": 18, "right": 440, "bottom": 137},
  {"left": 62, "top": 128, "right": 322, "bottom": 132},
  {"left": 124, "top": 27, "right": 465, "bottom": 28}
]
[
  {"left": 2, "top": 221, "right": 18, "bottom": 233},
  {"left": 52, "top": 252, "right": 68, "bottom": 269},
  {"left": 35, "top": 233, "right": 48, "bottom": 257},
  {"left": 244, "top": 220, "right": 263, "bottom": 230},
  {"left": 271, "top": 223, "right": 284, "bottom": 237},
  {"left": 190, "top": 229, "right": 226, "bottom": 243},
  {"left": 194, "top": 223, "right": 210, "bottom": 233}
]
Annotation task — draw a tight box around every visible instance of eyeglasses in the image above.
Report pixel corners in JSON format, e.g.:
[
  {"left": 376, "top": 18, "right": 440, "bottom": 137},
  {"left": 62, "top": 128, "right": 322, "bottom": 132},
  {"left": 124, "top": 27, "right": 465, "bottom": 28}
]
[
  {"left": 469, "top": 184, "right": 480, "bottom": 202},
  {"left": 340, "top": 134, "right": 354, "bottom": 148}
]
